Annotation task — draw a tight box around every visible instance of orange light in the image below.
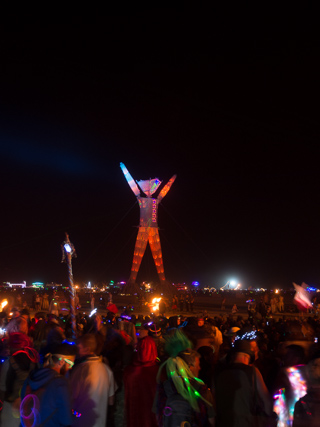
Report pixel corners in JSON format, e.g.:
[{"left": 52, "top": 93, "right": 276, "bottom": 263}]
[
  {"left": 1, "top": 300, "right": 8, "bottom": 310},
  {"left": 150, "top": 297, "right": 161, "bottom": 312}
]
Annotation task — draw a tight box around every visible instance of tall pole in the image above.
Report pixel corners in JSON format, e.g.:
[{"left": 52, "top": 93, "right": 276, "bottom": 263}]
[{"left": 61, "top": 232, "right": 77, "bottom": 340}]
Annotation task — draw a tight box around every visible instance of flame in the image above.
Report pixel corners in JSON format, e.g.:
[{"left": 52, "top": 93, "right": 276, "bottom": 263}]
[
  {"left": 1, "top": 300, "right": 8, "bottom": 310},
  {"left": 150, "top": 297, "right": 161, "bottom": 312}
]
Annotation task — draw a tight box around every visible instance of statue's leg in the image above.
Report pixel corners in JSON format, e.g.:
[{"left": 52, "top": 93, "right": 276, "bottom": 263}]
[
  {"left": 148, "top": 228, "right": 166, "bottom": 281},
  {"left": 129, "top": 227, "right": 149, "bottom": 283}
]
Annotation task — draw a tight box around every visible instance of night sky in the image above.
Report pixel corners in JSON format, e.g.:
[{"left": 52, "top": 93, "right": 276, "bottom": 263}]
[{"left": 0, "top": 9, "right": 319, "bottom": 289}]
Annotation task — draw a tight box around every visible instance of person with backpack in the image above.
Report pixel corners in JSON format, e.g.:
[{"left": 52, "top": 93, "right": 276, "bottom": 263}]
[{"left": 20, "top": 343, "right": 76, "bottom": 427}]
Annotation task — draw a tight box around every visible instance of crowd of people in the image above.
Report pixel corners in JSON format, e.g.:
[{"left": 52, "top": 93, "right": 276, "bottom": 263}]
[{"left": 0, "top": 291, "right": 320, "bottom": 426}]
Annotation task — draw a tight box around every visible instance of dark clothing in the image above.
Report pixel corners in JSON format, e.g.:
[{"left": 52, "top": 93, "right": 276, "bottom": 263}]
[
  {"left": 293, "top": 388, "right": 320, "bottom": 427},
  {"left": 5, "top": 352, "right": 37, "bottom": 402},
  {"left": 215, "top": 363, "right": 271, "bottom": 427},
  {"left": 156, "top": 377, "right": 214, "bottom": 427},
  {"left": 21, "top": 367, "right": 72, "bottom": 427},
  {"left": 185, "top": 296, "right": 190, "bottom": 312},
  {"left": 159, "top": 301, "right": 166, "bottom": 316}
]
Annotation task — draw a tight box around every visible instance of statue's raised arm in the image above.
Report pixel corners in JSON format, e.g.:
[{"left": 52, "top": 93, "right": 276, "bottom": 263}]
[
  {"left": 120, "top": 162, "right": 140, "bottom": 197},
  {"left": 158, "top": 174, "right": 177, "bottom": 201}
]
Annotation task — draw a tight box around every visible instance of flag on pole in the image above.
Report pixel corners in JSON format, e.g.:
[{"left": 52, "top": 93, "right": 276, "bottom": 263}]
[{"left": 293, "top": 282, "right": 313, "bottom": 311}]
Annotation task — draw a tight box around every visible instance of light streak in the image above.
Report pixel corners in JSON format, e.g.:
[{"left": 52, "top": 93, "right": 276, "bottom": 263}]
[{"left": 89, "top": 308, "right": 97, "bottom": 317}]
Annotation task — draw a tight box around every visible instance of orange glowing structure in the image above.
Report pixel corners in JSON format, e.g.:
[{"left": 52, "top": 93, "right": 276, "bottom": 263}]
[{"left": 120, "top": 162, "right": 176, "bottom": 284}]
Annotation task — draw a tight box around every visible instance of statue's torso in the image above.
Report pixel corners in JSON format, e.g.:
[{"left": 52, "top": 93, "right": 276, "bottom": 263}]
[{"left": 138, "top": 197, "right": 158, "bottom": 227}]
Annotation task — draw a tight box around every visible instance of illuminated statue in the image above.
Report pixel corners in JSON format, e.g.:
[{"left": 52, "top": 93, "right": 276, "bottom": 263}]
[{"left": 120, "top": 162, "right": 176, "bottom": 285}]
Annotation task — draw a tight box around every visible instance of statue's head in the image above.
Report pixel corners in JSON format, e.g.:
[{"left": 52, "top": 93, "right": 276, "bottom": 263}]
[{"left": 137, "top": 178, "right": 162, "bottom": 197}]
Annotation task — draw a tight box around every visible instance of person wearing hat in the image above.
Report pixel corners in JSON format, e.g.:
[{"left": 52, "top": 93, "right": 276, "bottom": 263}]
[
  {"left": 19, "top": 343, "right": 75, "bottom": 427},
  {"left": 148, "top": 322, "right": 166, "bottom": 362},
  {"left": 214, "top": 338, "right": 273, "bottom": 427}
]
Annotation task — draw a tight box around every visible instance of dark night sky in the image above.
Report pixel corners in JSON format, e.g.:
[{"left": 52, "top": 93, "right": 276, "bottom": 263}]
[{"left": 0, "top": 8, "right": 319, "bottom": 289}]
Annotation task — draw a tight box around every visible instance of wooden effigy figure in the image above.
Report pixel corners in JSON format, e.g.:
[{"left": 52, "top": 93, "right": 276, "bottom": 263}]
[{"left": 120, "top": 162, "right": 176, "bottom": 284}]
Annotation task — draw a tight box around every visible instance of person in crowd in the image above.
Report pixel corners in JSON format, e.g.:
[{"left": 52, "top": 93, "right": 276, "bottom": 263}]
[
  {"left": 123, "top": 336, "right": 159, "bottom": 427},
  {"left": 185, "top": 294, "right": 190, "bottom": 312},
  {"left": 41, "top": 292, "right": 50, "bottom": 311},
  {"left": 15, "top": 293, "right": 22, "bottom": 309},
  {"left": 39, "top": 316, "right": 66, "bottom": 364},
  {"left": 69, "top": 333, "right": 116, "bottom": 427},
  {"left": 5, "top": 307, "right": 29, "bottom": 335},
  {"left": 171, "top": 295, "right": 178, "bottom": 311},
  {"left": 270, "top": 297, "right": 277, "bottom": 314},
  {"left": 159, "top": 298, "right": 166, "bottom": 317},
  {"left": 197, "top": 345, "right": 216, "bottom": 389},
  {"left": 214, "top": 337, "right": 274, "bottom": 427},
  {"left": 49, "top": 296, "right": 60, "bottom": 317},
  {"left": 167, "top": 315, "right": 181, "bottom": 334},
  {"left": 231, "top": 304, "right": 238, "bottom": 315},
  {"left": 22, "top": 300, "right": 29, "bottom": 311},
  {"left": 155, "top": 329, "right": 215, "bottom": 426},
  {"left": 107, "top": 292, "right": 113, "bottom": 305},
  {"left": 148, "top": 321, "right": 166, "bottom": 362},
  {"left": 179, "top": 293, "right": 185, "bottom": 312},
  {"left": 198, "top": 316, "right": 205, "bottom": 327},
  {"left": 29, "top": 312, "right": 48, "bottom": 352},
  {"left": 35, "top": 293, "right": 41, "bottom": 311},
  {"left": 93, "top": 313, "right": 108, "bottom": 356},
  {"left": 0, "top": 334, "right": 38, "bottom": 427},
  {"left": 118, "top": 311, "right": 138, "bottom": 347},
  {"left": 20, "top": 343, "right": 75, "bottom": 427},
  {"left": 91, "top": 294, "right": 95, "bottom": 310},
  {"left": 189, "top": 293, "right": 195, "bottom": 312},
  {"left": 252, "top": 331, "right": 280, "bottom": 394},
  {"left": 278, "top": 294, "right": 284, "bottom": 312}
]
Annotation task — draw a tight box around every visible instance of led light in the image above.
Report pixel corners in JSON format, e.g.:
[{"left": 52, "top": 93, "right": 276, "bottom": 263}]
[
  {"left": 233, "top": 330, "right": 258, "bottom": 346},
  {"left": 64, "top": 243, "right": 72, "bottom": 253},
  {"left": 89, "top": 308, "right": 97, "bottom": 317}
]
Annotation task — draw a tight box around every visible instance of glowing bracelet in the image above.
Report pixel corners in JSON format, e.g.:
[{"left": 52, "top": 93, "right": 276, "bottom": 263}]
[{"left": 20, "top": 394, "right": 40, "bottom": 427}]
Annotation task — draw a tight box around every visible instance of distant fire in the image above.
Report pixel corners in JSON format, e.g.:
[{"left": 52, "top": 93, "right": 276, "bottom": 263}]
[
  {"left": 0, "top": 300, "right": 8, "bottom": 311},
  {"left": 149, "top": 297, "right": 161, "bottom": 312}
]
